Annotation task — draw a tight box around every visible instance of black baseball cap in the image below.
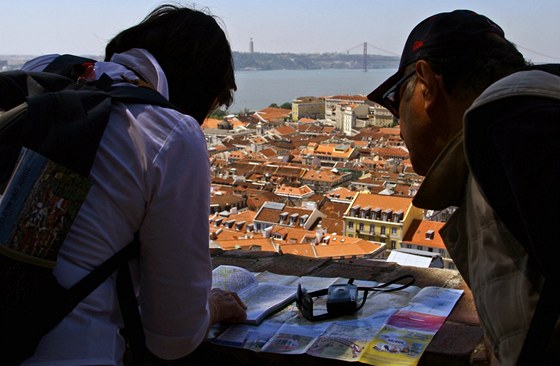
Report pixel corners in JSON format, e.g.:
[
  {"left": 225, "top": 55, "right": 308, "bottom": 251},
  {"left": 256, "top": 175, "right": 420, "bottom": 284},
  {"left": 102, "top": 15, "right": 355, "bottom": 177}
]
[{"left": 367, "top": 9, "right": 505, "bottom": 107}]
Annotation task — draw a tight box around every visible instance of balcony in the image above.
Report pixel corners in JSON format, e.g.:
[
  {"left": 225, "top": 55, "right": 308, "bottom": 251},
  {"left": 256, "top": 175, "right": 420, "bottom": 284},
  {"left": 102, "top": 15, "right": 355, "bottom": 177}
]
[{"left": 175, "top": 249, "right": 491, "bottom": 366}]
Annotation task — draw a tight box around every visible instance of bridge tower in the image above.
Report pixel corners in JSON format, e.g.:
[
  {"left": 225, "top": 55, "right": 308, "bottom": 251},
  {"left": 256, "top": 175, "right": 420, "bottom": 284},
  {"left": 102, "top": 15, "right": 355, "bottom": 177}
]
[{"left": 363, "top": 42, "right": 368, "bottom": 72}]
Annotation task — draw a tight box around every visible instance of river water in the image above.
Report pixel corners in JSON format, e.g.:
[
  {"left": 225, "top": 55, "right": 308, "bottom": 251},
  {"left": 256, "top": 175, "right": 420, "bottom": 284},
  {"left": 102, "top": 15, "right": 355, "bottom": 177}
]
[{"left": 229, "top": 68, "right": 396, "bottom": 113}]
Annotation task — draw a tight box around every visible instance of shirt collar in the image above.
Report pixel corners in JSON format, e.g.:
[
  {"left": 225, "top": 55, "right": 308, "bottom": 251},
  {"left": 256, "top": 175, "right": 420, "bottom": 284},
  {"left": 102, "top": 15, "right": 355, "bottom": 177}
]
[{"left": 413, "top": 131, "right": 468, "bottom": 210}]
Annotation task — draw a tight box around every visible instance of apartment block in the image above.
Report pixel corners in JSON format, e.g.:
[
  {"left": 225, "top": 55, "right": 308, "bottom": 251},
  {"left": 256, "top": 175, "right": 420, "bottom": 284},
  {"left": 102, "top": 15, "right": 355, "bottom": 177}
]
[
  {"left": 291, "top": 96, "right": 325, "bottom": 121},
  {"left": 343, "top": 192, "right": 423, "bottom": 256}
]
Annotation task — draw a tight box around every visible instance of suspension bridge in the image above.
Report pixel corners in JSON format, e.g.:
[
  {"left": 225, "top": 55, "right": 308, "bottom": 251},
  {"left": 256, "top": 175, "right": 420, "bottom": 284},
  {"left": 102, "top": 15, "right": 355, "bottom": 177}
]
[
  {"left": 344, "top": 41, "right": 560, "bottom": 70},
  {"left": 343, "top": 42, "right": 400, "bottom": 71}
]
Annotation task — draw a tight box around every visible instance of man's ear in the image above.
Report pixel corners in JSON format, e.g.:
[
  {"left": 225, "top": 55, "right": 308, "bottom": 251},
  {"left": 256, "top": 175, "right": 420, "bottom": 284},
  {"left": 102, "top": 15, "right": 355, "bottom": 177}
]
[{"left": 415, "top": 60, "right": 443, "bottom": 114}]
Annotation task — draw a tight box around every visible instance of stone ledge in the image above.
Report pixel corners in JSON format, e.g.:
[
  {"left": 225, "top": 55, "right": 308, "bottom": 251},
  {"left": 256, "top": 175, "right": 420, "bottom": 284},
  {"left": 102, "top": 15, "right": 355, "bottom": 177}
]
[{"left": 183, "top": 249, "right": 489, "bottom": 365}]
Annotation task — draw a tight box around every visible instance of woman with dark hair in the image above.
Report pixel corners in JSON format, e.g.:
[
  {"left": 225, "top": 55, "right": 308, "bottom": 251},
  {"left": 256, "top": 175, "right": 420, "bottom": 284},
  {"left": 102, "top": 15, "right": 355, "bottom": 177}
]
[
  {"left": 22, "top": 4, "right": 246, "bottom": 365},
  {"left": 104, "top": 4, "right": 237, "bottom": 123}
]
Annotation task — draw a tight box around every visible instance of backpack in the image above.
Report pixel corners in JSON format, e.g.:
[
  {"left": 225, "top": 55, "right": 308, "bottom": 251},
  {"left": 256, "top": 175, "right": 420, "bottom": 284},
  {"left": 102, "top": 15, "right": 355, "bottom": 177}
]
[
  {"left": 0, "top": 55, "right": 176, "bottom": 365},
  {"left": 464, "top": 64, "right": 560, "bottom": 365}
]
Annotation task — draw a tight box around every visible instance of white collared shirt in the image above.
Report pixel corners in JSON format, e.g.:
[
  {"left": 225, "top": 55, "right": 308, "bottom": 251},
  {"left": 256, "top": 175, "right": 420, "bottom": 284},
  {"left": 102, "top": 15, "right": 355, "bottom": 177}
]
[{"left": 23, "top": 49, "right": 212, "bottom": 365}]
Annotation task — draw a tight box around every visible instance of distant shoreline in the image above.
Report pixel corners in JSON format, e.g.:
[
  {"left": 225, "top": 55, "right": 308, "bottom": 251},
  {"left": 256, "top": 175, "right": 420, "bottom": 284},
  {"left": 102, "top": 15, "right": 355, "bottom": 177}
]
[{"left": 1, "top": 52, "right": 399, "bottom": 71}]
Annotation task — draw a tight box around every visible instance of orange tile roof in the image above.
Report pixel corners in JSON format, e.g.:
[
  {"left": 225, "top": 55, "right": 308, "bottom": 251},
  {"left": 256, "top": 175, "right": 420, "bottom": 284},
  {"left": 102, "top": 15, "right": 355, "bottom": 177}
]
[
  {"left": 318, "top": 217, "right": 344, "bottom": 234},
  {"left": 279, "top": 235, "right": 383, "bottom": 259},
  {"left": 258, "top": 148, "right": 279, "bottom": 158},
  {"left": 210, "top": 227, "right": 252, "bottom": 241},
  {"left": 371, "top": 147, "right": 409, "bottom": 158},
  {"left": 209, "top": 210, "right": 258, "bottom": 239},
  {"left": 228, "top": 117, "right": 248, "bottom": 129},
  {"left": 214, "top": 237, "right": 278, "bottom": 252},
  {"left": 353, "top": 140, "right": 369, "bottom": 147},
  {"left": 273, "top": 125, "right": 298, "bottom": 136},
  {"left": 228, "top": 150, "right": 249, "bottom": 160},
  {"left": 254, "top": 107, "right": 292, "bottom": 121},
  {"left": 255, "top": 204, "right": 315, "bottom": 226},
  {"left": 301, "top": 168, "right": 349, "bottom": 182},
  {"left": 274, "top": 184, "right": 314, "bottom": 197},
  {"left": 316, "top": 238, "right": 383, "bottom": 258},
  {"left": 301, "top": 143, "right": 356, "bottom": 159},
  {"left": 350, "top": 193, "right": 413, "bottom": 214},
  {"left": 402, "top": 219, "right": 446, "bottom": 249},
  {"left": 212, "top": 145, "right": 228, "bottom": 151},
  {"left": 319, "top": 200, "right": 351, "bottom": 217},
  {"left": 201, "top": 117, "right": 221, "bottom": 129},
  {"left": 246, "top": 191, "right": 283, "bottom": 211},
  {"left": 278, "top": 243, "right": 319, "bottom": 257},
  {"left": 209, "top": 209, "right": 256, "bottom": 225},
  {"left": 325, "top": 187, "right": 357, "bottom": 201},
  {"left": 327, "top": 95, "right": 368, "bottom": 101},
  {"left": 379, "top": 127, "right": 401, "bottom": 135},
  {"left": 270, "top": 225, "right": 318, "bottom": 244},
  {"left": 299, "top": 118, "right": 316, "bottom": 123},
  {"left": 251, "top": 136, "right": 268, "bottom": 144}
]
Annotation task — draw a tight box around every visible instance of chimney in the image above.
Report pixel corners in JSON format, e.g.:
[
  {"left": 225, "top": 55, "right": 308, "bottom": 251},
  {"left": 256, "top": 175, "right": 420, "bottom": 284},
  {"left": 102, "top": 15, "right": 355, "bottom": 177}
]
[
  {"left": 425, "top": 230, "right": 435, "bottom": 240},
  {"left": 263, "top": 226, "right": 272, "bottom": 238},
  {"left": 315, "top": 224, "right": 326, "bottom": 243}
]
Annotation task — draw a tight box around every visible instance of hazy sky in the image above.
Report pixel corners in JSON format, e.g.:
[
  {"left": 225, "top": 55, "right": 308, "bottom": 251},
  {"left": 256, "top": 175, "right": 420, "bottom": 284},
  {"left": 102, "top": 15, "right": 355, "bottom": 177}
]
[{"left": 2, "top": 1, "right": 560, "bottom": 63}]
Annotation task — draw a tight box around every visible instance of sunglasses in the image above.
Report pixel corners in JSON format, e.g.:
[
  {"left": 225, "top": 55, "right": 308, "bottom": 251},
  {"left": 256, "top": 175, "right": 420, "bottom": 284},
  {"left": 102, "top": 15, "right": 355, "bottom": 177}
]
[
  {"left": 295, "top": 274, "right": 415, "bottom": 322},
  {"left": 382, "top": 71, "right": 416, "bottom": 118}
]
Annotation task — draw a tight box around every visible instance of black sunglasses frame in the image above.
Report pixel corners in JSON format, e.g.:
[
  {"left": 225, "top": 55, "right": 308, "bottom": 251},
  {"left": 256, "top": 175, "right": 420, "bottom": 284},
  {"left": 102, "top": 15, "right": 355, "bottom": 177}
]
[{"left": 382, "top": 71, "right": 416, "bottom": 118}]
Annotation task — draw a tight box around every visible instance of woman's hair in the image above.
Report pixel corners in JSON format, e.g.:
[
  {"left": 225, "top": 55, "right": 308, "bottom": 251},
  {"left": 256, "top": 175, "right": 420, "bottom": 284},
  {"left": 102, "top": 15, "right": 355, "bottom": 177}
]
[{"left": 105, "top": 4, "right": 236, "bottom": 123}]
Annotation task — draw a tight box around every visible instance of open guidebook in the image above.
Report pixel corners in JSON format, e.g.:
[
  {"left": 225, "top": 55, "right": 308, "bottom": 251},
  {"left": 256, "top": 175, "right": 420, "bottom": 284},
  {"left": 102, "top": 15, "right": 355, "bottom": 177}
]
[
  {"left": 212, "top": 265, "right": 298, "bottom": 325},
  {"left": 209, "top": 267, "right": 463, "bottom": 366},
  {"left": 0, "top": 148, "right": 90, "bottom": 267}
]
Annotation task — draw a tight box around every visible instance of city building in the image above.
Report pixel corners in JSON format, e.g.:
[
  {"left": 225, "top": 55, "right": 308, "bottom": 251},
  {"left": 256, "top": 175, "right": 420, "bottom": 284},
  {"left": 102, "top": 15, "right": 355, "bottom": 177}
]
[
  {"left": 291, "top": 96, "right": 325, "bottom": 121},
  {"left": 300, "top": 142, "right": 359, "bottom": 167},
  {"left": 342, "top": 192, "right": 424, "bottom": 256},
  {"left": 300, "top": 167, "right": 353, "bottom": 194},
  {"left": 400, "top": 219, "right": 455, "bottom": 270},
  {"left": 253, "top": 201, "right": 326, "bottom": 233}
]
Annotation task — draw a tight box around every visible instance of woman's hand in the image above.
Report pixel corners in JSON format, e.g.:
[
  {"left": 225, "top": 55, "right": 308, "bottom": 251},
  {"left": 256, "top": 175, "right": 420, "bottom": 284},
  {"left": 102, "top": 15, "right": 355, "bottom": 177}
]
[{"left": 208, "top": 288, "right": 247, "bottom": 325}]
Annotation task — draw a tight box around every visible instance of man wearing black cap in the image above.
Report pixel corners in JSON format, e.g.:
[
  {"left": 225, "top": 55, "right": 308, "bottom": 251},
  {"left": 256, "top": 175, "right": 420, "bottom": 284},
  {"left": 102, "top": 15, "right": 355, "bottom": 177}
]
[{"left": 367, "top": 9, "right": 560, "bottom": 366}]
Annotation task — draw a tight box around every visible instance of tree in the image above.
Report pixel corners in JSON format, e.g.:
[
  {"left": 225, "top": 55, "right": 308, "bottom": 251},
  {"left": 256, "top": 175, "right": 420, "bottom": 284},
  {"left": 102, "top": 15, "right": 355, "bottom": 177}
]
[
  {"left": 267, "top": 102, "right": 291, "bottom": 109},
  {"left": 209, "top": 108, "right": 228, "bottom": 119}
]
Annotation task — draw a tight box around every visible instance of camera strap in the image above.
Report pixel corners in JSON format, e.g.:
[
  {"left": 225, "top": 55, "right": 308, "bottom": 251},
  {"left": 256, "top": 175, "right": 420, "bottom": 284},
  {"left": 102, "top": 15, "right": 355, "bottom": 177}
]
[
  {"left": 356, "top": 274, "right": 416, "bottom": 293},
  {"left": 298, "top": 274, "right": 416, "bottom": 321}
]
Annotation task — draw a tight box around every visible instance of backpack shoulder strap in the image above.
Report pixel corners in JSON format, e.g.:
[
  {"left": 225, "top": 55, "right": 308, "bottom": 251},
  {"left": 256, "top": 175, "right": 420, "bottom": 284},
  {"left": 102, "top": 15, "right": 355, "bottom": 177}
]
[
  {"left": 63, "top": 234, "right": 145, "bottom": 364},
  {"left": 65, "top": 235, "right": 140, "bottom": 306},
  {"left": 0, "top": 70, "right": 178, "bottom": 190},
  {"left": 116, "top": 233, "right": 145, "bottom": 366},
  {"left": 109, "top": 84, "right": 177, "bottom": 110},
  {"left": 42, "top": 54, "right": 97, "bottom": 81},
  {"left": 0, "top": 71, "right": 91, "bottom": 191},
  {"left": 0, "top": 70, "right": 73, "bottom": 110}
]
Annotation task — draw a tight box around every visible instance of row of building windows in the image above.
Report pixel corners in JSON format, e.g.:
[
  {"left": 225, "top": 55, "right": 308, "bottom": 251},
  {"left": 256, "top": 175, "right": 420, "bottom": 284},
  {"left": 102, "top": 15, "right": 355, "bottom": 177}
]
[
  {"left": 278, "top": 212, "right": 309, "bottom": 226},
  {"left": 402, "top": 243, "right": 446, "bottom": 256},
  {"left": 348, "top": 205, "right": 404, "bottom": 222},
  {"left": 347, "top": 221, "right": 399, "bottom": 236}
]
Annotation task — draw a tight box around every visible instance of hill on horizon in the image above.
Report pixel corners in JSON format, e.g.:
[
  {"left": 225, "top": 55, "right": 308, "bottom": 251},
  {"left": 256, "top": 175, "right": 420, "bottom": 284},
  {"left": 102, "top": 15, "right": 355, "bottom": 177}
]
[
  {"left": 1, "top": 52, "right": 399, "bottom": 72},
  {"left": 233, "top": 51, "right": 399, "bottom": 71}
]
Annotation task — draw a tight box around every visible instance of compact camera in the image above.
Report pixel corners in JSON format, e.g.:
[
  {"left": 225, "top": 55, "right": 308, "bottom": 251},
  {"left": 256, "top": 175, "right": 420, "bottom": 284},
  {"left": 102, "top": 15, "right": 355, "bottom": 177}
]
[{"left": 326, "top": 283, "right": 359, "bottom": 315}]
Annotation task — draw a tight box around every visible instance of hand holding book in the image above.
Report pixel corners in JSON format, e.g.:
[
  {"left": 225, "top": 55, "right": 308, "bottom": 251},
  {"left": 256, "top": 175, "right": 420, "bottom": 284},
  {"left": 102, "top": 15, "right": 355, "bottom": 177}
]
[
  {"left": 212, "top": 265, "right": 297, "bottom": 325},
  {"left": 208, "top": 288, "right": 248, "bottom": 325}
]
